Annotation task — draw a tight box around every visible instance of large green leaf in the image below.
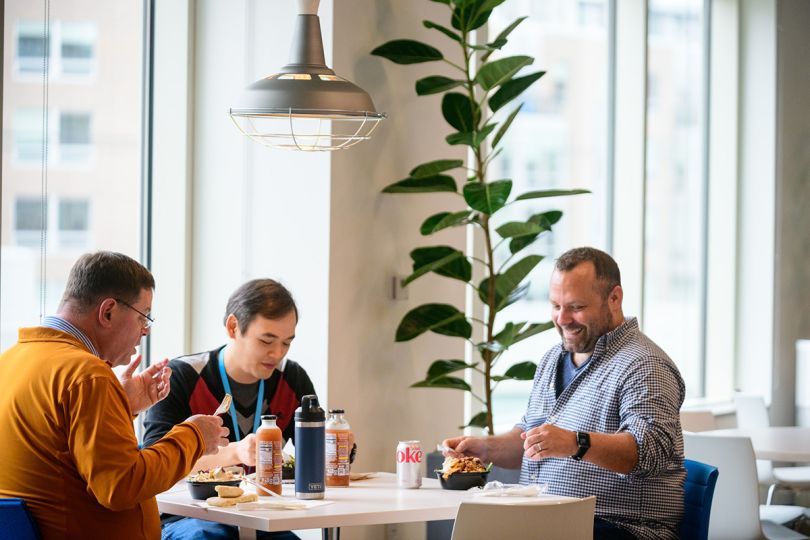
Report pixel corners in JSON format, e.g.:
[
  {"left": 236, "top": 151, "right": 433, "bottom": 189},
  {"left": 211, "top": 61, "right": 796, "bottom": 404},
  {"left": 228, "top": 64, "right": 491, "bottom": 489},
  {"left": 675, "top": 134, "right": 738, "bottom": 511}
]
[
  {"left": 423, "top": 20, "right": 463, "bottom": 45},
  {"left": 475, "top": 55, "right": 533, "bottom": 91},
  {"left": 370, "top": 39, "right": 443, "bottom": 64},
  {"left": 513, "top": 321, "right": 555, "bottom": 344},
  {"left": 412, "top": 376, "right": 471, "bottom": 391},
  {"left": 508, "top": 210, "right": 563, "bottom": 254},
  {"left": 445, "top": 123, "right": 496, "bottom": 148},
  {"left": 442, "top": 93, "right": 479, "bottom": 132},
  {"left": 410, "top": 159, "right": 464, "bottom": 178},
  {"left": 495, "top": 220, "right": 543, "bottom": 239},
  {"left": 493, "top": 322, "right": 526, "bottom": 348},
  {"left": 492, "top": 104, "right": 522, "bottom": 149},
  {"left": 416, "top": 76, "right": 464, "bottom": 96},
  {"left": 451, "top": 0, "right": 507, "bottom": 32},
  {"left": 425, "top": 359, "right": 477, "bottom": 380},
  {"left": 461, "top": 411, "right": 489, "bottom": 429},
  {"left": 462, "top": 179, "right": 512, "bottom": 214},
  {"left": 492, "top": 360, "right": 537, "bottom": 382},
  {"left": 515, "top": 188, "right": 591, "bottom": 201},
  {"left": 408, "top": 245, "right": 471, "bottom": 283},
  {"left": 382, "top": 175, "right": 457, "bottom": 194},
  {"left": 489, "top": 71, "right": 545, "bottom": 113},
  {"left": 396, "top": 303, "right": 472, "bottom": 341},
  {"left": 482, "top": 16, "right": 527, "bottom": 62},
  {"left": 420, "top": 210, "right": 471, "bottom": 235},
  {"left": 478, "top": 255, "right": 542, "bottom": 309}
]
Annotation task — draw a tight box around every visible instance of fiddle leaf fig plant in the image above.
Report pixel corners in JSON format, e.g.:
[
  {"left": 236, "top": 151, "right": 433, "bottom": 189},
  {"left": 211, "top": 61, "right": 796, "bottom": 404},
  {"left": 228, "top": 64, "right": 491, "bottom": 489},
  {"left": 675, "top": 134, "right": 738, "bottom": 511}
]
[{"left": 372, "top": 0, "right": 589, "bottom": 435}]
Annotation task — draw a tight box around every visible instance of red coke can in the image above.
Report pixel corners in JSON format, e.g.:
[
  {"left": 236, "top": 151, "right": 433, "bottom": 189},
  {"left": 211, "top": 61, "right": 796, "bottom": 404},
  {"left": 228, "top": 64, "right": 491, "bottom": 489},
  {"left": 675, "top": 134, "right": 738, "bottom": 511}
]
[{"left": 396, "top": 440, "right": 423, "bottom": 488}]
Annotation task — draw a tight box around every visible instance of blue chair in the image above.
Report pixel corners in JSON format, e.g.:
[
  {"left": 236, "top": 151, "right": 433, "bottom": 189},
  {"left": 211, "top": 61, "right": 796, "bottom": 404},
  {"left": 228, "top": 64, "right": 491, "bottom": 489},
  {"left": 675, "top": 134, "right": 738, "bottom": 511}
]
[
  {"left": 680, "top": 458, "right": 719, "bottom": 540},
  {"left": 0, "top": 498, "right": 41, "bottom": 540}
]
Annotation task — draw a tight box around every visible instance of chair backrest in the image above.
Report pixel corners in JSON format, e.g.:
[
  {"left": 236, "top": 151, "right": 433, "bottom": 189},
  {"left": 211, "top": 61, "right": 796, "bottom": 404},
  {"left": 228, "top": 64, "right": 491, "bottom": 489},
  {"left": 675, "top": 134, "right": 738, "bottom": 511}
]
[
  {"left": 683, "top": 433, "right": 763, "bottom": 540},
  {"left": 450, "top": 496, "right": 596, "bottom": 540},
  {"left": 681, "top": 410, "right": 717, "bottom": 432},
  {"left": 680, "top": 458, "right": 719, "bottom": 540},
  {"left": 0, "top": 498, "right": 40, "bottom": 540},
  {"left": 734, "top": 394, "right": 770, "bottom": 428}
]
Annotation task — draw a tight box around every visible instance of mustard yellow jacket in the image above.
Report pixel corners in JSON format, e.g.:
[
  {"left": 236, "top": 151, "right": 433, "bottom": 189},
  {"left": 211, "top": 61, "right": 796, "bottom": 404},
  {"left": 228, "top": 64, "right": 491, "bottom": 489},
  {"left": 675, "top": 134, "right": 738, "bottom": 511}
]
[{"left": 0, "top": 327, "right": 205, "bottom": 539}]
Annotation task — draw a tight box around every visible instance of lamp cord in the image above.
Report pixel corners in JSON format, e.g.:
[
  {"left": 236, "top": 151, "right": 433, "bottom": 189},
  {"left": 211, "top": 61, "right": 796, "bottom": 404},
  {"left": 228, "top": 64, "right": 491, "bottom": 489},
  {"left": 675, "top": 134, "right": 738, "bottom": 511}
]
[{"left": 39, "top": 0, "right": 51, "bottom": 322}]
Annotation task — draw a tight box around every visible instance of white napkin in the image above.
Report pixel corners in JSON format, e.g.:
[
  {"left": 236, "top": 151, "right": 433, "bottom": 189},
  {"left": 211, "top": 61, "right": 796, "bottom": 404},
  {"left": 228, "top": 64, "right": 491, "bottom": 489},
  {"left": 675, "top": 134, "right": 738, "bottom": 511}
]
[{"left": 474, "top": 482, "right": 547, "bottom": 497}]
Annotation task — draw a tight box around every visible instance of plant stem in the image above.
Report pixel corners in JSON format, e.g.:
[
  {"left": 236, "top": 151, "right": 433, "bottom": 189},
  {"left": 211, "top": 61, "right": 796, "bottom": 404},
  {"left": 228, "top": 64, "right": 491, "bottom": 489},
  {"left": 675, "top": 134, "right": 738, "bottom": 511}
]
[{"left": 460, "top": 27, "right": 496, "bottom": 436}]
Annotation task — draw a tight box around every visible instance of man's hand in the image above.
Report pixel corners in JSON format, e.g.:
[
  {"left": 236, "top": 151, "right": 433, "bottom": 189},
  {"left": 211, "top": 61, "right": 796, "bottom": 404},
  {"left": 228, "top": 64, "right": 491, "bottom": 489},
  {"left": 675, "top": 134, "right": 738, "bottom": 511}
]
[
  {"left": 233, "top": 434, "right": 256, "bottom": 466},
  {"left": 118, "top": 356, "right": 172, "bottom": 415},
  {"left": 521, "top": 423, "right": 577, "bottom": 460},
  {"left": 441, "top": 436, "right": 488, "bottom": 462},
  {"left": 186, "top": 415, "right": 230, "bottom": 456}
]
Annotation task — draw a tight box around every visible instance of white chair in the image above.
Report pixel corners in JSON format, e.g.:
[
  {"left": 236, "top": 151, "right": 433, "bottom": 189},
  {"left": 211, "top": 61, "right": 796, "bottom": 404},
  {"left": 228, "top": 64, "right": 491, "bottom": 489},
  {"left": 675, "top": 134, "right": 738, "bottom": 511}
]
[
  {"left": 683, "top": 432, "right": 808, "bottom": 540},
  {"left": 735, "top": 394, "right": 810, "bottom": 504},
  {"left": 450, "top": 496, "right": 596, "bottom": 540},
  {"left": 681, "top": 410, "right": 717, "bottom": 432}
]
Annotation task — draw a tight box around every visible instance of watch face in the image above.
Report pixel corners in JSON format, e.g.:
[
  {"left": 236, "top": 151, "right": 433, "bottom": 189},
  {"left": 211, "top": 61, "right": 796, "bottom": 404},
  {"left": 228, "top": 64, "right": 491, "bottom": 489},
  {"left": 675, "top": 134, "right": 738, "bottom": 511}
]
[{"left": 576, "top": 431, "right": 590, "bottom": 448}]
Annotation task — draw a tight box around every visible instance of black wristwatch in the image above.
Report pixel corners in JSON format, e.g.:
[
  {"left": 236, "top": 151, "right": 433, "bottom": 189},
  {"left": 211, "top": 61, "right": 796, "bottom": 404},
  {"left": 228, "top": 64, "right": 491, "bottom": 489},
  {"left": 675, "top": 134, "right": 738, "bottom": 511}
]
[{"left": 572, "top": 431, "right": 591, "bottom": 461}]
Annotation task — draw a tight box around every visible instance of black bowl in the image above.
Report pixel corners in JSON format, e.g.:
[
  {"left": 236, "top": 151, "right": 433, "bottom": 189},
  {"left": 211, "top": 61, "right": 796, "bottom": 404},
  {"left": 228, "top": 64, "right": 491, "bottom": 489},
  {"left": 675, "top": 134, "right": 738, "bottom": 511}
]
[
  {"left": 435, "top": 470, "right": 489, "bottom": 490},
  {"left": 186, "top": 479, "right": 242, "bottom": 500}
]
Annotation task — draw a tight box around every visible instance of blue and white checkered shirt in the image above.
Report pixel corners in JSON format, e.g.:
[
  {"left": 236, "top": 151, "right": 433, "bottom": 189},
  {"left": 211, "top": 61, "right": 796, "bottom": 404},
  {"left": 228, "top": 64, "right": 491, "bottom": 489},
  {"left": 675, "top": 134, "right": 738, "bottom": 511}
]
[{"left": 516, "top": 317, "right": 685, "bottom": 540}]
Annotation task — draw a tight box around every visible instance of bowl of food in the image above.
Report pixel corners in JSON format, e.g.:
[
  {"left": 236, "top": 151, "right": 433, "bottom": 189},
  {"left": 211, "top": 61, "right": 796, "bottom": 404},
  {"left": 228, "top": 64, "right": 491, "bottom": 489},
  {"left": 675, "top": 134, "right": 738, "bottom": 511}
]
[
  {"left": 436, "top": 456, "right": 490, "bottom": 490},
  {"left": 186, "top": 467, "right": 244, "bottom": 500}
]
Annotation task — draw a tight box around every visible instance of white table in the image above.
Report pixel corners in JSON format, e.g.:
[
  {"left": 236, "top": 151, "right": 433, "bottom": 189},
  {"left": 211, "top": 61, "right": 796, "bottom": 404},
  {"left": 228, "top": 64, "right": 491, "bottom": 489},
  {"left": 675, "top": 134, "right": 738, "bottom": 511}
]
[
  {"left": 704, "top": 427, "right": 810, "bottom": 462},
  {"left": 156, "top": 472, "right": 571, "bottom": 539}
]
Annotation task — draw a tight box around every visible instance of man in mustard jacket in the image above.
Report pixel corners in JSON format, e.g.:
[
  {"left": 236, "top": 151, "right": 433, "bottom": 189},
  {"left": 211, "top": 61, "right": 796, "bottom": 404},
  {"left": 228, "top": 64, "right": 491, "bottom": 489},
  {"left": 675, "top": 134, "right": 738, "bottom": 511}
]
[{"left": 0, "top": 251, "right": 229, "bottom": 539}]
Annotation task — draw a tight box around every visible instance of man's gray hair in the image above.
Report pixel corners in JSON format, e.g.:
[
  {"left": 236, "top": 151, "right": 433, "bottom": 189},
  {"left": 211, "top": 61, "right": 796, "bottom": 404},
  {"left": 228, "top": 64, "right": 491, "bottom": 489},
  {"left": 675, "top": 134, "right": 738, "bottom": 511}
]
[{"left": 61, "top": 251, "right": 155, "bottom": 310}]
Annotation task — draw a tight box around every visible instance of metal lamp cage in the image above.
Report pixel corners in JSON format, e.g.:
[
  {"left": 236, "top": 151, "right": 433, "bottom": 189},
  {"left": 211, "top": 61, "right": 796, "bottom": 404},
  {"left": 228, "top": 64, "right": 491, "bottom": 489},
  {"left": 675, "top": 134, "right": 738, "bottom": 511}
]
[{"left": 230, "top": 108, "right": 386, "bottom": 152}]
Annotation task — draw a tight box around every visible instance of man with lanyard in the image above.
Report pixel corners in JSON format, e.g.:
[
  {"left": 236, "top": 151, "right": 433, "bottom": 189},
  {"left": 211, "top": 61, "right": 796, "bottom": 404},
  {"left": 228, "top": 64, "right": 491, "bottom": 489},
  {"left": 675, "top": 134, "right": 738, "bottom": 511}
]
[
  {"left": 442, "top": 247, "right": 686, "bottom": 540},
  {"left": 144, "top": 279, "right": 314, "bottom": 540}
]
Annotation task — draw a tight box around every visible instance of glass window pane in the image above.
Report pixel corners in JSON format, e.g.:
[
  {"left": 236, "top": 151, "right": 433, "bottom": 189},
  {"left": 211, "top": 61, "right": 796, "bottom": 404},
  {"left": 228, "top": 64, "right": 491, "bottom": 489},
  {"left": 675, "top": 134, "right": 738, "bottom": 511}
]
[
  {"left": 487, "top": 0, "right": 609, "bottom": 432},
  {"left": 2, "top": 1, "right": 145, "bottom": 349},
  {"left": 643, "top": 0, "right": 705, "bottom": 398}
]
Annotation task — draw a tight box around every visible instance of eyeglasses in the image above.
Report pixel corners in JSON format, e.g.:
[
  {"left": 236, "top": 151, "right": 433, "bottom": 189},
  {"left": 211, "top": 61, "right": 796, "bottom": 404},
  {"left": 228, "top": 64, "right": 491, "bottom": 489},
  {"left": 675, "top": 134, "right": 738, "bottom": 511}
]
[{"left": 115, "top": 298, "right": 155, "bottom": 329}]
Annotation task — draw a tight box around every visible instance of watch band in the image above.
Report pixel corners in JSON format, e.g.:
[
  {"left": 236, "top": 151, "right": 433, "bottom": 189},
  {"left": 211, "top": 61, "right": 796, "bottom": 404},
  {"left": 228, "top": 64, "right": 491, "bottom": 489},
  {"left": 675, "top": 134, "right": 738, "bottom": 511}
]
[{"left": 572, "top": 431, "right": 591, "bottom": 461}]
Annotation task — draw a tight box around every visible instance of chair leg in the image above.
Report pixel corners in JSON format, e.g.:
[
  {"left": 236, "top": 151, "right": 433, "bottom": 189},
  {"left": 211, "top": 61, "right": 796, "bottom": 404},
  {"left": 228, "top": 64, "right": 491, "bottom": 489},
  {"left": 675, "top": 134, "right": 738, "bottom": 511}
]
[{"left": 766, "top": 483, "right": 778, "bottom": 505}]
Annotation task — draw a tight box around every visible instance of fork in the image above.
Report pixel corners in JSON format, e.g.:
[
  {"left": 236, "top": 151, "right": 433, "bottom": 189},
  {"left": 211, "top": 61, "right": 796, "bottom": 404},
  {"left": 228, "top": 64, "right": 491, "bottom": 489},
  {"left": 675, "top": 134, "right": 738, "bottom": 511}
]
[{"left": 242, "top": 476, "right": 287, "bottom": 499}]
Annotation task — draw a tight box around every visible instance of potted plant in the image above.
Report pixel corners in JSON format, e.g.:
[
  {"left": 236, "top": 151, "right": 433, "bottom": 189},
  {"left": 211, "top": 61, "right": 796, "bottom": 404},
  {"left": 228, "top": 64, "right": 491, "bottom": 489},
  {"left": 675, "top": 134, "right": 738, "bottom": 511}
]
[{"left": 371, "top": 0, "right": 588, "bottom": 436}]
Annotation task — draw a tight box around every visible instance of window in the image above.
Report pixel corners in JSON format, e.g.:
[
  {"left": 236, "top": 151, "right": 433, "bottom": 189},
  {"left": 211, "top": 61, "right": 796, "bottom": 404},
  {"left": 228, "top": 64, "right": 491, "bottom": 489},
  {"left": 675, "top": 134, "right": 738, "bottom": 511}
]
[
  {"left": 59, "top": 112, "right": 92, "bottom": 162},
  {"left": 14, "top": 198, "right": 46, "bottom": 248},
  {"left": 60, "top": 22, "right": 96, "bottom": 75},
  {"left": 58, "top": 199, "right": 90, "bottom": 249},
  {"left": 16, "top": 22, "right": 47, "bottom": 74},
  {"left": 643, "top": 0, "right": 705, "bottom": 398},
  {"left": 487, "top": 0, "right": 610, "bottom": 432},
  {"left": 2, "top": 2, "right": 145, "bottom": 350}
]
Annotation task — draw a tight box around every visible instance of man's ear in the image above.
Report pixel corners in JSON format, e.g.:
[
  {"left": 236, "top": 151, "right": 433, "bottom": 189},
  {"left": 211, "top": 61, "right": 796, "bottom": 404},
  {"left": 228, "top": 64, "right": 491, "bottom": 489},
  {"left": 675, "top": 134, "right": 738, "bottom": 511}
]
[
  {"left": 225, "top": 314, "right": 239, "bottom": 339},
  {"left": 609, "top": 285, "right": 623, "bottom": 309},
  {"left": 98, "top": 298, "right": 116, "bottom": 328}
]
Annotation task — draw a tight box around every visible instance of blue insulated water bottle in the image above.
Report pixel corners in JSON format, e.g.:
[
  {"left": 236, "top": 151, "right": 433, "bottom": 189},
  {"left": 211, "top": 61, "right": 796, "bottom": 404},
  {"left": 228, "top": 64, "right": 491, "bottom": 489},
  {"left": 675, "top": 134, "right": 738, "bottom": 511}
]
[{"left": 294, "top": 395, "right": 325, "bottom": 499}]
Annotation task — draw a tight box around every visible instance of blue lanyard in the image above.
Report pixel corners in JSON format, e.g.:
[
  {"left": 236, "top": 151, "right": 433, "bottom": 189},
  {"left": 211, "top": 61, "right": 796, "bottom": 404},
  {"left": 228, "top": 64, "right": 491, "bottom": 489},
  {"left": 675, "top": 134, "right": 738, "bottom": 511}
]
[{"left": 217, "top": 347, "right": 264, "bottom": 442}]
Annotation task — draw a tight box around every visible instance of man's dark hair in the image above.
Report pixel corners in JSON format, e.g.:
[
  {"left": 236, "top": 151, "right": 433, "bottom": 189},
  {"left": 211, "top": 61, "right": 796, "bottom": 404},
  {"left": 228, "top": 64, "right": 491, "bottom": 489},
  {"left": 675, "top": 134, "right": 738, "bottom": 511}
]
[
  {"left": 224, "top": 279, "right": 298, "bottom": 333},
  {"left": 555, "top": 247, "right": 621, "bottom": 298},
  {"left": 61, "top": 251, "right": 155, "bottom": 310}
]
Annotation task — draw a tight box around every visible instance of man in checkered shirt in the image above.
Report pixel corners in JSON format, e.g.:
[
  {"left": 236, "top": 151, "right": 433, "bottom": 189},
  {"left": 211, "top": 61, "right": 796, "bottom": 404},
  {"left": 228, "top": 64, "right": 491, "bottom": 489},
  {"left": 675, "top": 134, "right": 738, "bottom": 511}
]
[{"left": 443, "top": 247, "right": 686, "bottom": 540}]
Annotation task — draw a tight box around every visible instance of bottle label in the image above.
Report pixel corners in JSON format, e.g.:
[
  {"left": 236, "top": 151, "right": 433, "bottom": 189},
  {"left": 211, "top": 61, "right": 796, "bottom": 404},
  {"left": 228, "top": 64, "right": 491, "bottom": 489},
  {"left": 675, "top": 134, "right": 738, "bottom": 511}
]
[
  {"left": 257, "top": 439, "right": 282, "bottom": 485},
  {"left": 326, "top": 431, "right": 351, "bottom": 477}
]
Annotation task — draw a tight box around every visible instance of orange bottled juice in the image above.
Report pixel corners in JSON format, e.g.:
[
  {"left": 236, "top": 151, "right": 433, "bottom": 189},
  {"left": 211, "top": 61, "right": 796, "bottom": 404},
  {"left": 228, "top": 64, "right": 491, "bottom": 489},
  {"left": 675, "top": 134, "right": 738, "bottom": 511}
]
[
  {"left": 325, "top": 409, "right": 352, "bottom": 487},
  {"left": 255, "top": 414, "right": 283, "bottom": 495}
]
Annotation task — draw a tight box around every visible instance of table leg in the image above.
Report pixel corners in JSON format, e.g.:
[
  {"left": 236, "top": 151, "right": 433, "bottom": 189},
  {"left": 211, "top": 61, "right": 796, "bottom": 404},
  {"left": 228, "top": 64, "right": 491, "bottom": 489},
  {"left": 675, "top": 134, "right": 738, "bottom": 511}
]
[
  {"left": 322, "top": 526, "right": 340, "bottom": 540},
  {"left": 238, "top": 526, "right": 257, "bottom": 540}
]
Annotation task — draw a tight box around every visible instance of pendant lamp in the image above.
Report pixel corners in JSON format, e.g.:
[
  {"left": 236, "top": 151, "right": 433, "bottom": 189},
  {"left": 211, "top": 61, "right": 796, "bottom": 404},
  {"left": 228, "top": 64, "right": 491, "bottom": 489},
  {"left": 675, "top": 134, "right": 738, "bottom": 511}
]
[{"left": 229, "top": 0, "right": 385, "bottom": 151}]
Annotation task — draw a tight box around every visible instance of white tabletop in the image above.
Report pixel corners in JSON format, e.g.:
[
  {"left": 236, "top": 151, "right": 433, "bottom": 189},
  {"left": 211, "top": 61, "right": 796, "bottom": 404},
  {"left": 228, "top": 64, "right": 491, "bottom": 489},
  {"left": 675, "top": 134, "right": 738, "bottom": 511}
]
[
  {"left": 703, "top": 426, "right": 810, "bottom": 462},
  {"left": 156, "top": 472, "right": 572, "bottom": 533}
]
